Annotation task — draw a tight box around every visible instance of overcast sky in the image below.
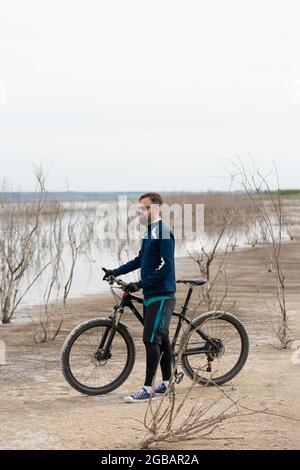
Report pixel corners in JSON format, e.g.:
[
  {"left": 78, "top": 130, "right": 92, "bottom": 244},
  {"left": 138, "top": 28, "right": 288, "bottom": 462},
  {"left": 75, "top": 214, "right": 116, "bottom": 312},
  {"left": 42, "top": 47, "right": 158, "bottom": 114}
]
[{"left": 0, "top": 0, "right": 300, "bottom": 192}]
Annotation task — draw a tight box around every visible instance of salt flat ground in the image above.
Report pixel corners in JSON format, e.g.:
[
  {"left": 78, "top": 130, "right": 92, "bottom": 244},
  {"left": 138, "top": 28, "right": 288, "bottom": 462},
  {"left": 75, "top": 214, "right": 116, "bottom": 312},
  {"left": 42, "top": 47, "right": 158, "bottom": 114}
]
[{"left": 0, "top": 239, "right": 300, "bottom": 450}]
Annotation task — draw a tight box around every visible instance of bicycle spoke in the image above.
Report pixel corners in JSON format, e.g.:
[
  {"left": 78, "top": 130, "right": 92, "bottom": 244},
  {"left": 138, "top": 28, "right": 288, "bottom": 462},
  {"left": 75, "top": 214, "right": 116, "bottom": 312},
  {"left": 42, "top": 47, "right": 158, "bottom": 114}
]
[
  {"left": 184, "top": 317, "right": 243, "bottom": 382},
  {"left": 68, "top": 325, "right": 129, "bottom": 390}
]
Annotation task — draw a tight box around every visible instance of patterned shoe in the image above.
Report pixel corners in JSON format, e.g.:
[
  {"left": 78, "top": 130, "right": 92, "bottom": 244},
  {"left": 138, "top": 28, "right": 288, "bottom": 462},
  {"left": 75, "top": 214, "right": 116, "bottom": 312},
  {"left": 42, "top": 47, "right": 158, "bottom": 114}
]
[
  {"left": 123, "top": 387, "right": 156, "bottom": 403},
  {"left": 154, "top": 382, "right": 168, "bottom": 396}
]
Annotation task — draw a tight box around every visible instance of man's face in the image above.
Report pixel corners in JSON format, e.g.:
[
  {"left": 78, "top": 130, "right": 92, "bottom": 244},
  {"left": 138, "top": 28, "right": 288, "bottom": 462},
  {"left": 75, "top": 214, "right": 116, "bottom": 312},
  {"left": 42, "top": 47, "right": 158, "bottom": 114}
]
[{"left": 138, "top": 197, "right": 152, "bottom": 225}]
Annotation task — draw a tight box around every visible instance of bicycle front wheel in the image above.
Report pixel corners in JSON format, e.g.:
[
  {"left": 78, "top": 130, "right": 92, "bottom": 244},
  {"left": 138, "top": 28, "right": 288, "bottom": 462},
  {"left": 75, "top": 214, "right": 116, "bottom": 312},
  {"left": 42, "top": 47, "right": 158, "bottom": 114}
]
[
  {"left": 179, "top": 311, "right": 249, "bottom": 386},
  {"left": 61, "top": 318, "right": 135, "bottom": 395}
]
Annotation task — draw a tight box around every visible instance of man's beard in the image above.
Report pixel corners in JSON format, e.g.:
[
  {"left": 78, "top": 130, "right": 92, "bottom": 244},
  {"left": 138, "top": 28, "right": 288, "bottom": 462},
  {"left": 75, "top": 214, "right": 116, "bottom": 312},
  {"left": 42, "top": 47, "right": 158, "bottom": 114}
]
[{"left": 139, "top": 214, "right": 149, "bottom": 225}]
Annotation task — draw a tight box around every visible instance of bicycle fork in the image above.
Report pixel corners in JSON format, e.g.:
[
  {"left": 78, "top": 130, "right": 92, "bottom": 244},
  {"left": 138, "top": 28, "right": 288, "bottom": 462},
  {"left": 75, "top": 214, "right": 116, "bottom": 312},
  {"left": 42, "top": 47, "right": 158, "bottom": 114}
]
[{"left": 96, "top": 293, "right": 127, "bottom": 359}]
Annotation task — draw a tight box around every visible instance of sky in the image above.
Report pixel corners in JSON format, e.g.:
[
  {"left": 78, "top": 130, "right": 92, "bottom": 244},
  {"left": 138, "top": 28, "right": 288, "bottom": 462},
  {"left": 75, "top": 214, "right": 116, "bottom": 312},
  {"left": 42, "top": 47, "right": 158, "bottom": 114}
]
[{"left": 0, "top": 0, "right": 300, "bottom": 192}]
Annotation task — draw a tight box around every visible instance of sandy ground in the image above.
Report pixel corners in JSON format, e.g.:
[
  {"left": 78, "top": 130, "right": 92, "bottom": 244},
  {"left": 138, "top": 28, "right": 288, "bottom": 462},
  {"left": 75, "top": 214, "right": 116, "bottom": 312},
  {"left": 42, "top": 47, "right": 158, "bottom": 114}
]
[{"left": 0, "top": 239, "right": 300, "bottom": 450}]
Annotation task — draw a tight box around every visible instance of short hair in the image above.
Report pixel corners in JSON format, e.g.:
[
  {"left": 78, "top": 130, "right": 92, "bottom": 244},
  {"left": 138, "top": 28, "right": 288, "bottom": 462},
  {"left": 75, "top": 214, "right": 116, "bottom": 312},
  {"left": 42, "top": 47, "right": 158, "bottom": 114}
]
[{"left": 139, "top": 192, "right": 163, "bottom": 206}]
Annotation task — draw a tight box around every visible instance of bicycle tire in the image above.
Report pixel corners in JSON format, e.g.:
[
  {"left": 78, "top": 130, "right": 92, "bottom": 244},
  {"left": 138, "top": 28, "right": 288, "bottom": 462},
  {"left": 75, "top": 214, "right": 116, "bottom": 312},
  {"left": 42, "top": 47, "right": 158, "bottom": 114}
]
[
  {"left": 61, "top": 317, "right": 135, "bottom": 395},
  {"left": 179, "top": 311, "right": 249, "bottom": 386}
]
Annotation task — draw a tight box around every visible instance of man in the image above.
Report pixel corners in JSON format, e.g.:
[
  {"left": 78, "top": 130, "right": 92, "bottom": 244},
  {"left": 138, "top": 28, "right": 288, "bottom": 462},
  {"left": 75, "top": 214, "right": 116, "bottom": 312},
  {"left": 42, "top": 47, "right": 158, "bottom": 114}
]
[{"left": 103, "top": 192, "right": 176, "bottom": 403}]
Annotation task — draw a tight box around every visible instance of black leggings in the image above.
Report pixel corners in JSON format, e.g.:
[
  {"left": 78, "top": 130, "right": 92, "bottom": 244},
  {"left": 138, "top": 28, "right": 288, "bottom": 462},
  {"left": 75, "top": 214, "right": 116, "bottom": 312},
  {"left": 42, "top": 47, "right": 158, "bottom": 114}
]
[{"left": 144, "top": 336, "right": 173, "bottom": 387}]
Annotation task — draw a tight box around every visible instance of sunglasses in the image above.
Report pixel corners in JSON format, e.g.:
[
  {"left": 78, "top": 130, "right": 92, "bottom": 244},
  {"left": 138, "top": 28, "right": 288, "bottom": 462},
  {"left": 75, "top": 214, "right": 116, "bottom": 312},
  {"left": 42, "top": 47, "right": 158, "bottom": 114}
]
[{"left": 138, "top": 205, "right": 152, "bottom": 211}]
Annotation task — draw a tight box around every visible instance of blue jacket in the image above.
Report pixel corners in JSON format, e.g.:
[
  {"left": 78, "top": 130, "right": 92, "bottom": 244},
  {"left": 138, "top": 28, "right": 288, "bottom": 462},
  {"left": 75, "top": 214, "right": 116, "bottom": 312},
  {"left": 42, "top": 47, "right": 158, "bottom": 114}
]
[{"left": 114, "top": 220, "right": 176, "bottom": 296}]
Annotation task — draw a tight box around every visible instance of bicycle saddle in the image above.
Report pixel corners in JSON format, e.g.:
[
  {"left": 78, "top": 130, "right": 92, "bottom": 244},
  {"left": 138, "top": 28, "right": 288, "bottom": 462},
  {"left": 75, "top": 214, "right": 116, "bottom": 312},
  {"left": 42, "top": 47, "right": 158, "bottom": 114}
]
[{"left": 176, "top": 279, "right": 207, "bottom": 286}]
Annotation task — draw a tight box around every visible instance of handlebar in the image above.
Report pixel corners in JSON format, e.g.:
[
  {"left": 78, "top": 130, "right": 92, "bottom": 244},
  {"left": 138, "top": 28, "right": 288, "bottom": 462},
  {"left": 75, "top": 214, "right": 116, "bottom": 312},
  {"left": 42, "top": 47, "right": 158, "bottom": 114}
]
[{"left": 102, "top": 268, "right": 127, "bottom": 289}]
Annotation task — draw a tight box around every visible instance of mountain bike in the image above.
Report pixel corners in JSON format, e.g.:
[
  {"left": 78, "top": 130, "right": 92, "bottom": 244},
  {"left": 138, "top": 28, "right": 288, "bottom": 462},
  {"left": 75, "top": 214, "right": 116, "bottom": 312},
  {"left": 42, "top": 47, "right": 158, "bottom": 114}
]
[{"left": 61, "top": 271, "right": 249, "bottom": 395}]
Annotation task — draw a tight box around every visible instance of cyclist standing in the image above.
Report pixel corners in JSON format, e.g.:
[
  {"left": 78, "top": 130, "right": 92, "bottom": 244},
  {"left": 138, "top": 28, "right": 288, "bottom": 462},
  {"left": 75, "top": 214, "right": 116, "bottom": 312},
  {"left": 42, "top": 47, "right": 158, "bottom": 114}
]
[{"left": 103, "top": 192, "right": 176, "bottom": 403}]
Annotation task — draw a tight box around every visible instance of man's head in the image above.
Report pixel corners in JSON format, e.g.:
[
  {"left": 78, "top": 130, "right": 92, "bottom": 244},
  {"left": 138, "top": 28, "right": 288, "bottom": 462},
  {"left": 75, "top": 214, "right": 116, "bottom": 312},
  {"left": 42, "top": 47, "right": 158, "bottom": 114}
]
[{"left": 138, "top": 192, "right": 163, "bottom": 225}]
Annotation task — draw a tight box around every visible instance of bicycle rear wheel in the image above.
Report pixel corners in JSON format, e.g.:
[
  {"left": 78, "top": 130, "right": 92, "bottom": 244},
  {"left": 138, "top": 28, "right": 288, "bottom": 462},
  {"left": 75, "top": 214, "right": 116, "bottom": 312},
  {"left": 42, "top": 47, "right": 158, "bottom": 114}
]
[
  {"left": 179, "top": 311, "right": 249, "bottom": 386},
  {"left": 61, "top": 318, "right": 135, "bottom": 395}
]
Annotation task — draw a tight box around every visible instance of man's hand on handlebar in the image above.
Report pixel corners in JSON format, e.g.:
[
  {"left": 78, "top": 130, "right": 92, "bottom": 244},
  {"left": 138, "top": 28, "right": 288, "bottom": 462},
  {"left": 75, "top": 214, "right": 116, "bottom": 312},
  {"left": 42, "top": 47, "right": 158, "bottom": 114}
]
[{"left": 102, "top": 268, "right": 141, "bottom": 293}]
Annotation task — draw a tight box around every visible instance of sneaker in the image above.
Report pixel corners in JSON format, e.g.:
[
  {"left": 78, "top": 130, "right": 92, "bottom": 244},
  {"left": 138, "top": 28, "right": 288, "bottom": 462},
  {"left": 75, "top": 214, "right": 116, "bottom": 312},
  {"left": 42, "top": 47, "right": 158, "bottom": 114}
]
[
  {"left": 123, "top": 387, "right": 156, "bottom": 403},
  {"left": 154, "top": 382, "right": 168, "bottom": 396}
]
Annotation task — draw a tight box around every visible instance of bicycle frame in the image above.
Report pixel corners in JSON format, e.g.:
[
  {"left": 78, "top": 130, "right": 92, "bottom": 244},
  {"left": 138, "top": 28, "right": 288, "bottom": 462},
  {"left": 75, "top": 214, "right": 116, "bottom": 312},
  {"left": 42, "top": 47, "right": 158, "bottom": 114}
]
[{"left": 100, "top": 285, "right": 220, "bottom": 359}]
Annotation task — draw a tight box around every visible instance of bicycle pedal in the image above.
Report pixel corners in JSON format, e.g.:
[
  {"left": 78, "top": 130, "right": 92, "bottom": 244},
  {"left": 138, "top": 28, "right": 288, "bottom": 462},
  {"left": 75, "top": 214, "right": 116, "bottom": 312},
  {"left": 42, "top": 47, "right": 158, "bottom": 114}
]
[{"left": 175, "top": 372, "right": 184, "bottom": 384}]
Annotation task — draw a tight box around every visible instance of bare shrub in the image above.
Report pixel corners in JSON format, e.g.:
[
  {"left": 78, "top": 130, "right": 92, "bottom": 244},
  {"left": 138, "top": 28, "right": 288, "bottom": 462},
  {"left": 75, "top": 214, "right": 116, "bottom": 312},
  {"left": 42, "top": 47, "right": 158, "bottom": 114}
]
[
  {"left": 0, "top": 167, "right": 53, "bottom": 323},
  {"left": 181, "top": 190, "right": 241, "bottom": 313},
  {"left": 32, "top": 202, "right": 65, "bottom": 342},
  {"left": 232, "top": 158, "right": 291, "bottom": 349},
  {"left": 32, "top": 202, "right": 88, "bottom": 342},
  {"left": 138, "top": 340, "right": 243, "bottom": 450},
  {"left": 140, "top": 385, "right": 241, "bottom": 449}
]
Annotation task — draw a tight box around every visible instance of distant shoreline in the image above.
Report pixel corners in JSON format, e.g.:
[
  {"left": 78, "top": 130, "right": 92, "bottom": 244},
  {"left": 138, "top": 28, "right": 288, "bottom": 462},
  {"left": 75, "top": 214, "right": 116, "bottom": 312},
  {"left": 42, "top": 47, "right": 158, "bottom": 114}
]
[
  {"left": 0, "top": 191, "right": 143, "bottom": 202},
  {"left": 1, "top": 189, "right": 300, "bottom": 202}
]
